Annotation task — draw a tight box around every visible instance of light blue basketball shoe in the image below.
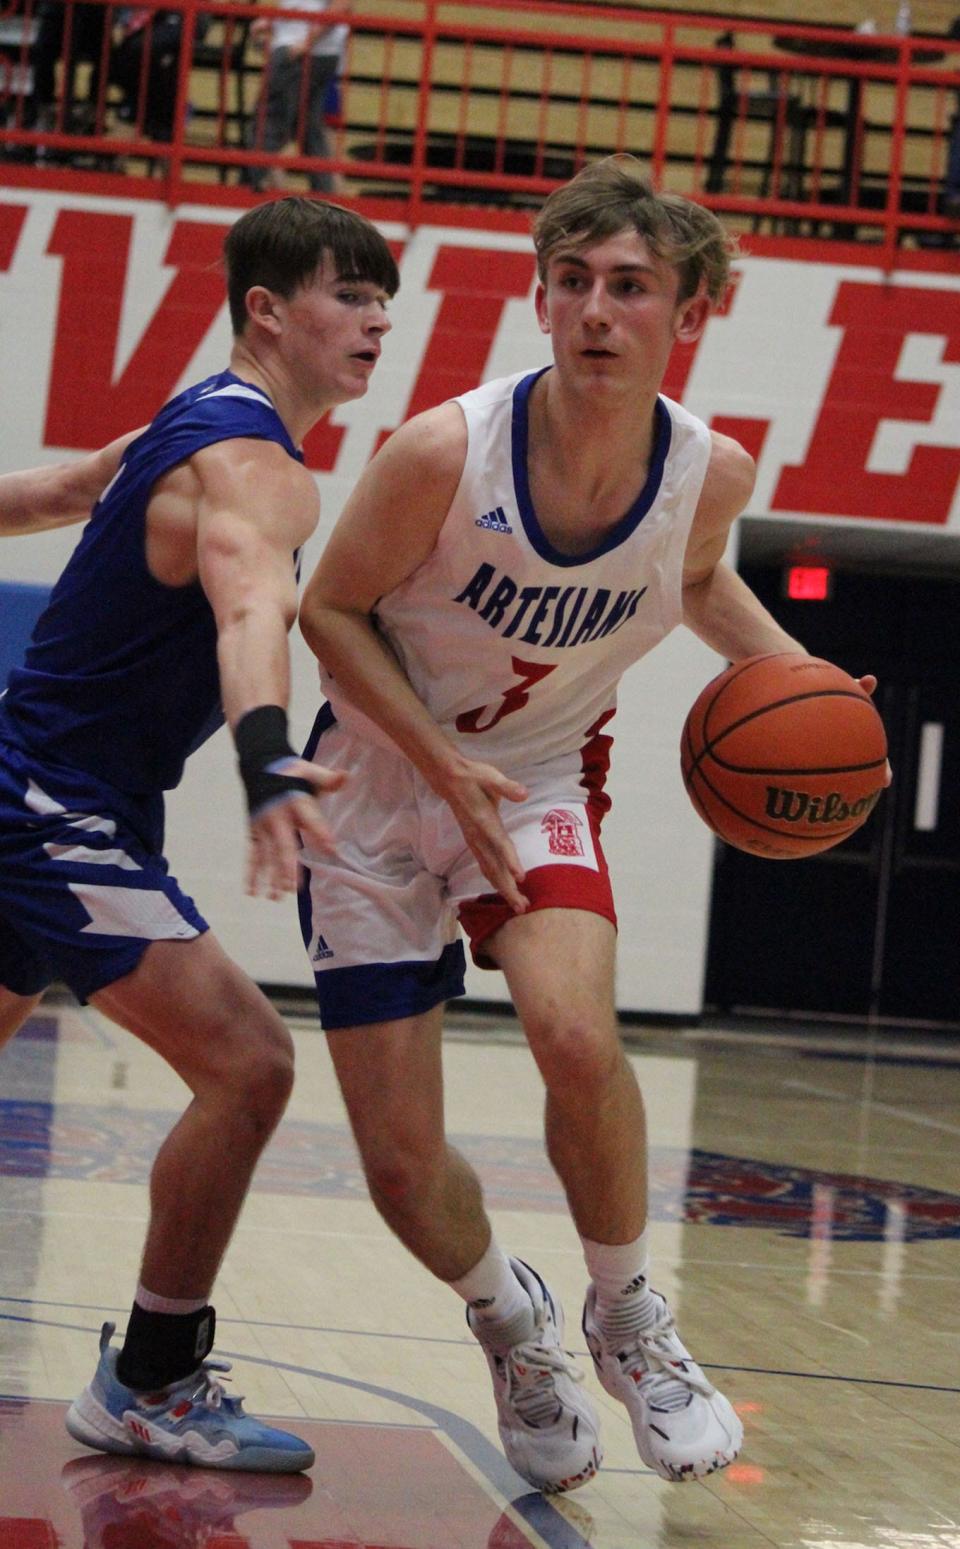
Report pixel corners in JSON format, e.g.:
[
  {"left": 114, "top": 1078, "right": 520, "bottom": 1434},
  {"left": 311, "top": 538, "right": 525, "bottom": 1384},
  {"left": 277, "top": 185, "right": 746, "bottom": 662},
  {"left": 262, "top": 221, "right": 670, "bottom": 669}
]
[{"left": 65, "top": 1322, "right": 315, "bottom": 1473}]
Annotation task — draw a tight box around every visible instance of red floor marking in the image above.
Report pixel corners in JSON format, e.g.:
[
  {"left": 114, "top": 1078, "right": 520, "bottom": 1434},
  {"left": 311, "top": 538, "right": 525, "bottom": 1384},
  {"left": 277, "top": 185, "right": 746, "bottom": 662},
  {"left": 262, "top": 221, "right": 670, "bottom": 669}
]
[{"left": 0, "top": 1399, "right": 527, "bottom": 1548}]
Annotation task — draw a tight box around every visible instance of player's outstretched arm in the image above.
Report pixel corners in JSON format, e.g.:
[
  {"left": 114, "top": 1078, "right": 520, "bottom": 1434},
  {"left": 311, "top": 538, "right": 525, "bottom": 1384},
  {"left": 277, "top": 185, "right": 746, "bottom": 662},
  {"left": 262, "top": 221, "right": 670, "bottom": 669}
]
[
  {"left": 193, "top": 437, "right": 341, "bottom": 898},
  {"left": 299, "top": 406, "right": 529, "bottom": 912},
  {"left": 0, "top": 429, "right": 142, "bottom": 535}
]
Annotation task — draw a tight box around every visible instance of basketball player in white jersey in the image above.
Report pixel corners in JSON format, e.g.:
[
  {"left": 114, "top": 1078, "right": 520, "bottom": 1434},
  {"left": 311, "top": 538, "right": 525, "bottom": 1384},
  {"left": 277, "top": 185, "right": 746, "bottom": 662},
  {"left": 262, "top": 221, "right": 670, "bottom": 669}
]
[
  {"left": 0, "top": 198, "right": 397, "bottom": 1470},
  {"left": 296, "top": 157, "right": 808, "bottom": 1491}
]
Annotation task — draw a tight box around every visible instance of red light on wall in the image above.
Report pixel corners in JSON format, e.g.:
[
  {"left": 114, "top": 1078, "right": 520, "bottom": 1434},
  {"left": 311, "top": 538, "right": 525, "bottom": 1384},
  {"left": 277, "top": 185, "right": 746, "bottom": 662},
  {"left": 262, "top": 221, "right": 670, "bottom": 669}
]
[{"left": 786, "top": 565, "right": 832, "bottom": 601}]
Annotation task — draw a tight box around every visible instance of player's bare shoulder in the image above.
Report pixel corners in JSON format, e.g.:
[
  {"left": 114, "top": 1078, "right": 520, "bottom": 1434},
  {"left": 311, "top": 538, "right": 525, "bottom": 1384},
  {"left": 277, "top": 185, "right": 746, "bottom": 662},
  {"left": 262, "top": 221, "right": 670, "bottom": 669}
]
[
  {"left": 690, "top": 429, "right": 756, "bottom": 542},
  {"left": 308, "top": 400, "right": 468, "bottom": 606},
  {"left": 702, "top": 430, "right": 756, "bottom": 520},
  {"left": 374, "top": 399, "right": 468, "bottom": 504},
  {"left": 195, "top": 434, "right": 316, "bottom": 502},
  {"left": 682, "top": 430, "right": 756, "bottom": 585},
  {"left": 149, "top": 435, "right": 319, "bottom": 587},
  {"left": 195, "top": 436, "right": 319, "bottom": 540}
]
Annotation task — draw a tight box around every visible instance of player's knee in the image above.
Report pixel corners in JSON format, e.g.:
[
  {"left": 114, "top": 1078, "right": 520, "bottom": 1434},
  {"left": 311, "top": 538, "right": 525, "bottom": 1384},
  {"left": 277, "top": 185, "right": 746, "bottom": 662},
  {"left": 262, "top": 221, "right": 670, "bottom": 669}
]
[
  {"left": 534, "top": 1015, "right": 622, "bottom": 1100},
  {"left": 363, "top": 1138, "right": 440, "bottom": 1218},
  {"left": 233, "top": 1021, "right": 295, "bottom": 1129}
]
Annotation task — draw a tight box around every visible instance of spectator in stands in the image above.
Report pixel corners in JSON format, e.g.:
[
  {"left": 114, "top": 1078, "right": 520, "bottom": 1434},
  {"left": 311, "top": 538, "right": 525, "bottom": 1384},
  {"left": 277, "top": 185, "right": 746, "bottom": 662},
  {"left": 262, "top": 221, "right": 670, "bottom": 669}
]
[
  {"left": 110, "top": 7, "right": 208, "bottom": 144},
  {"left": 246, "top": 0, "right": 349, "bottom": 193},
  {"left": 941, "top": 19, "right": 960, "bottom": 220},
  {"left": 29, "top": 0, "right": 109, "bottom": 138},
  {"left": 943, "top": 123, "right": 960, "bottom": 219}
]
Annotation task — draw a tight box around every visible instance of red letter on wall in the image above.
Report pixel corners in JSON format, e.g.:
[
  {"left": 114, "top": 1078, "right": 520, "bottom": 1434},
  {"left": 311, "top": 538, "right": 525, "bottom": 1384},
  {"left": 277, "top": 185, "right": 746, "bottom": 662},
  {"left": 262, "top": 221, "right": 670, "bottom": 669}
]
[
  {"left": 405, "top": 246, "right": 537, "bottom": 416},
  {"left": 371, "top": 245, "right": 537, "bottom": 454},
  {"left": 44, "top": 212, "right": 230, "bottom": 449},
  {"left": 774, "top": 282, "right": 960, "bottom": 525},
  {"left": 0, "top": 204, "right": 28, "bottom": 271}
]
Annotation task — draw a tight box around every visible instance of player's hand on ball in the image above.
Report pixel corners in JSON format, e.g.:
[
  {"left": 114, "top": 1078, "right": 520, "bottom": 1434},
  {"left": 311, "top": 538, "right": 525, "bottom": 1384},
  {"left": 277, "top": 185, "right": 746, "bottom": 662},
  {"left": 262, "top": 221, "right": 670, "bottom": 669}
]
[
  {"left": 681, "top": 654, "right": 888, "bottom": 859},
  {"left": 856, "top": 675, "right": 893, "bottom": 787}
]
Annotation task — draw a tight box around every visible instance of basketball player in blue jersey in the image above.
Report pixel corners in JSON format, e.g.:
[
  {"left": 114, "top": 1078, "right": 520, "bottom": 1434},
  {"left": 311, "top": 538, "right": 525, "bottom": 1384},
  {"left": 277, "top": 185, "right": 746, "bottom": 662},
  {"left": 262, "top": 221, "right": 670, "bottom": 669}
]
[
  {"left": 0, "top": 196, "right": 398, "bottom": 1471},
  {"left": 294, "top": 156, "right": 820, "bottom": 1494}
]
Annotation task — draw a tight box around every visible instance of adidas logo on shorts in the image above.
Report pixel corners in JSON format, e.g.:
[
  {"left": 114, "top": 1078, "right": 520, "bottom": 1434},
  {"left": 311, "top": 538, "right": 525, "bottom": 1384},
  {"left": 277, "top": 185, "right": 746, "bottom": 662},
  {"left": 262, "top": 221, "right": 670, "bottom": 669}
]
[
  {"left": 312, "top": 933, "right": 335, "bottom": 962},
  {"left": 475, "top": 506, "right": 513, "bottom": 534}
]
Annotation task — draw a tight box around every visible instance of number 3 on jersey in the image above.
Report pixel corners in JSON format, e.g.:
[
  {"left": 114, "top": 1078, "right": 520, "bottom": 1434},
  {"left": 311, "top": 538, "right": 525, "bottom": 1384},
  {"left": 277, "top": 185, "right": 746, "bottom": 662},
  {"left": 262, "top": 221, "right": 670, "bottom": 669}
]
[{"left": 456, "top": 656, "right": 557, "bottom": 735}]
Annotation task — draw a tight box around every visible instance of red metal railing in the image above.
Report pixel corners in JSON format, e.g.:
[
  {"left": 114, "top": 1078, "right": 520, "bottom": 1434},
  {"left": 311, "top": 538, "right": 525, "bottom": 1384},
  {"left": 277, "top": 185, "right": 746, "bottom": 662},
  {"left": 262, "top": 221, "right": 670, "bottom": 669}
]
[{"left": 1, "top": 0, "right": 958, "bottom": 261}]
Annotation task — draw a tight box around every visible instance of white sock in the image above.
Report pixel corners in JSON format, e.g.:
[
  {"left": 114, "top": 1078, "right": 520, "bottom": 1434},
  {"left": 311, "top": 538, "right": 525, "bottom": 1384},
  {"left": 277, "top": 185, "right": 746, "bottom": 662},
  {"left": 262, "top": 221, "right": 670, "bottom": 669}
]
[
  {"left": 449, "top": 1239, "right": 533, "bottom": 1336},
  {"left": 581, "top": 1232, "right": 661, "bottom": 1335},
  {"left": 134, "top": 1283, "right": 207, "bottom": 1316}
]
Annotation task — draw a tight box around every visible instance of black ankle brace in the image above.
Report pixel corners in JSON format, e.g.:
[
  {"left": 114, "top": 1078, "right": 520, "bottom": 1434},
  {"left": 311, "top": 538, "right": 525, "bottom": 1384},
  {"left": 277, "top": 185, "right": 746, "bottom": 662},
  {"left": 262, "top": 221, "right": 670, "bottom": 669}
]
[{"left": 116, "top": 1302, "right": 216, "bottom": 1392}]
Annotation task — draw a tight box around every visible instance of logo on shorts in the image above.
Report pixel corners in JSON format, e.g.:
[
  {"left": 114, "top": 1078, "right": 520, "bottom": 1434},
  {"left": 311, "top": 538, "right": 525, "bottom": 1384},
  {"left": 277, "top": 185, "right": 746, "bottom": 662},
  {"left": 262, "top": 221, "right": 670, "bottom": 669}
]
[
  {"left": 541, "top": 808, "right": 585, "bottom": 858},
  {"left": 312, "top": 933, "right": 335, "bottom": 962},
  {"left": 475, "top": 506, "right": 513, "bottom": 534}
]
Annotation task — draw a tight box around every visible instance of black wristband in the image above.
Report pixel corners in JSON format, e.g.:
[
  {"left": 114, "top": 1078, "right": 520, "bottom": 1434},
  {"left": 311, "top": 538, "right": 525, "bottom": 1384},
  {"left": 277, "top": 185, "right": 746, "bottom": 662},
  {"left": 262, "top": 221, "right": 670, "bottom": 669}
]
[{"left": 234, "top": 704, "right": 313, "bottom": 819}]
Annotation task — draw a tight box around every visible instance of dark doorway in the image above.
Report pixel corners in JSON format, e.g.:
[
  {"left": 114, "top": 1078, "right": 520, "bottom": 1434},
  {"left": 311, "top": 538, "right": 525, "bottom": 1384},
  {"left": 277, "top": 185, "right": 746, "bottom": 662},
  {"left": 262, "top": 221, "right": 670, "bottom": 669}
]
[{"left": 704, "top": 563, "right": 960, "bottom": 1030}]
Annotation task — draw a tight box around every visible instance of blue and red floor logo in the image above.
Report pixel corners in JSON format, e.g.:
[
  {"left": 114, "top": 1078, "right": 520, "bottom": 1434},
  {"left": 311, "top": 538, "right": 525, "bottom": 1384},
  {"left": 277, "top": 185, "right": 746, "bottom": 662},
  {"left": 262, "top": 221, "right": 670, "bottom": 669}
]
[
  {"left": 2, "top": 1097, "right": 959, "bottom": 1243},
  {"left": 680, "top": 1150, "right": 960, "bottom": 1241}
]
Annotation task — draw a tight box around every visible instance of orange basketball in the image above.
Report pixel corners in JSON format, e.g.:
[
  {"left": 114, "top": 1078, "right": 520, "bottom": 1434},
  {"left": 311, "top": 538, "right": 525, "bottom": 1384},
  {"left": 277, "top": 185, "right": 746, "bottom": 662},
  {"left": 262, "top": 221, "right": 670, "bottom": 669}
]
[{"left": 680, "top": 653, "right": 888, "bottom": 859}]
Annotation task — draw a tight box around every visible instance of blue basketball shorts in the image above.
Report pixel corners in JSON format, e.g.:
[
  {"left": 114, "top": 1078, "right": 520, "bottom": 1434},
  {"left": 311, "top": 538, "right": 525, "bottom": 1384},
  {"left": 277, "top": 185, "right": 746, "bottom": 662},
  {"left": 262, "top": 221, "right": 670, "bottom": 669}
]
[
  {"left": 297, "top": 709, "right": 617, "bottom": 1031},
  {"left": 0, "top": 737, "right": 208, "bottom": 1001}
]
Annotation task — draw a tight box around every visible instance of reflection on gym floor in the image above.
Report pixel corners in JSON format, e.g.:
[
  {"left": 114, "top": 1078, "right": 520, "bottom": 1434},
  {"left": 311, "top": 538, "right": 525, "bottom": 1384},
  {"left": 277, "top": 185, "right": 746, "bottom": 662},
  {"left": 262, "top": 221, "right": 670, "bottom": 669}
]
[{"left": 2, "top": 998, "right": 959, "bottom": 1548}]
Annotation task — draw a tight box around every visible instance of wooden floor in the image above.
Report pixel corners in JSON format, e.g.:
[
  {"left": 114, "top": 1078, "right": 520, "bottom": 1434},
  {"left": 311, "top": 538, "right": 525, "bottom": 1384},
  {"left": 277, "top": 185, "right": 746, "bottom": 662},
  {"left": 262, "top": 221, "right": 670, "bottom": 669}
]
[{"left": 2, "top": 996, "right": 959, "bottom": 1548}]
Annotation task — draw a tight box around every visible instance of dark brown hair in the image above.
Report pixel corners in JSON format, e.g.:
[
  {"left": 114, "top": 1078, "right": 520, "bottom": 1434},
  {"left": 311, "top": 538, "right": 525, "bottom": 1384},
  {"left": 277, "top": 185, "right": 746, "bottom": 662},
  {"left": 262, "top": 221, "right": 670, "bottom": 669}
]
[
  {"left": 533, "top": 156, "right": 735, "bottom": 305},
  {"left": 224, "top": 197, "right": 400, "bottom": 334}
]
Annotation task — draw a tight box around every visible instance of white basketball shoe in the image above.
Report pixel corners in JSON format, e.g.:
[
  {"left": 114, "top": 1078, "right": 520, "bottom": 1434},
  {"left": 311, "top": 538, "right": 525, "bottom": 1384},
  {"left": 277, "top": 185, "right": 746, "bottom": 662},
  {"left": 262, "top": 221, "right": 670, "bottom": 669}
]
[
  {"left": 468, "top": 1258, "right": 603, "bottom": 1494},
  {"left": 582, "top": 1284, "right": 743, "bottom": 1482}
]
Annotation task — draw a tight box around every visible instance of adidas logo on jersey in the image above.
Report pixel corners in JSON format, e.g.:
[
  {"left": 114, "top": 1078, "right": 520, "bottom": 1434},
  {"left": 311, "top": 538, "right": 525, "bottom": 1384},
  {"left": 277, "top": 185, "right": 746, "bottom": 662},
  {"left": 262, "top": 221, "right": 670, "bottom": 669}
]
[
  {"left": 475, "top": 506, "right": 513, "bottom": 534},
  {"left": 312, "top": 933, "right": 335, "bottom": 962}
]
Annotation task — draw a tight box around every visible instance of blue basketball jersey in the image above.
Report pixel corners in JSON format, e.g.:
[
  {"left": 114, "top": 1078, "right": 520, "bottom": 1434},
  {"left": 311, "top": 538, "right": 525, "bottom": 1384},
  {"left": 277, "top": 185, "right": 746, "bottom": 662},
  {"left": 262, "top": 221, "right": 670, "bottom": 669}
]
[{"left": 0, "top": 372, "right": 302, "bottom": 795}]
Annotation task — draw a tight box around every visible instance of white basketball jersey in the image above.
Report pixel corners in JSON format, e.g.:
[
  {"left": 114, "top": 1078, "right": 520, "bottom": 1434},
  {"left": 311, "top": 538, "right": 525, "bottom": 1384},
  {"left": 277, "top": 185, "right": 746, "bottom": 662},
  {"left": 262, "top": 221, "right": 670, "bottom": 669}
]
[{"left": 323, "top": 368, "right": 712, "bottom": 771}]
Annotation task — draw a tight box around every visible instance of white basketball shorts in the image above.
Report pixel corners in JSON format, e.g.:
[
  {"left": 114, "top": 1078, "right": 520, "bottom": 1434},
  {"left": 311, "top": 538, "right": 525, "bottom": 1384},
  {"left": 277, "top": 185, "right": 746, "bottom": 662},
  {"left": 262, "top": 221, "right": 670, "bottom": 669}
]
[{"left": 297, "top": 706, "right": 617, "bottom": 1029}]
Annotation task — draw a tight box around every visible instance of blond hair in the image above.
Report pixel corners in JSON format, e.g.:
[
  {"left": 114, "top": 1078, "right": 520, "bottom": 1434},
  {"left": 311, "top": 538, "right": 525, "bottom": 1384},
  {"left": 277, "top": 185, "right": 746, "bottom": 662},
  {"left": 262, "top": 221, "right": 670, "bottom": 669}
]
[{"left": 532, "top": 156, "right": 735, "bottom": 306}]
